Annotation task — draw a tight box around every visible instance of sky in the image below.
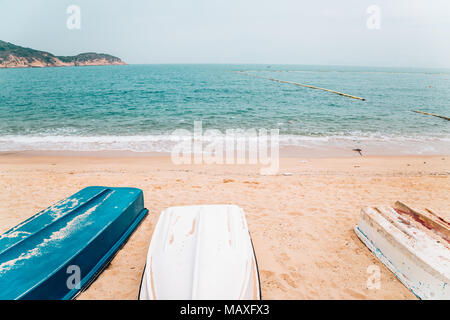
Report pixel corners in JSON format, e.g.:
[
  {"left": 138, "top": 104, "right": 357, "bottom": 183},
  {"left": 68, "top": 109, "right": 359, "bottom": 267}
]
[{"left": 0, "top": 0, "right": 449, "bottom": 68}]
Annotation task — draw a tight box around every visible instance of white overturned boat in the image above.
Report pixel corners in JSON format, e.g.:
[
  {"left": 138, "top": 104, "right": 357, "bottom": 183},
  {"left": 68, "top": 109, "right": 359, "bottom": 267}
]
[
  {"left": 355, "top": 202, "right": 449, "bottom": 300},
  {"left": 139, "top": 205, "right": 261, "bottom": 300}
]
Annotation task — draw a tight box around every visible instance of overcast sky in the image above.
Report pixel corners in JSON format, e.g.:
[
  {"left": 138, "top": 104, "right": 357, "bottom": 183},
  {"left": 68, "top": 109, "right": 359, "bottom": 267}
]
[{"left": 1, "top": 0, "right": 449, "bottom": 68}]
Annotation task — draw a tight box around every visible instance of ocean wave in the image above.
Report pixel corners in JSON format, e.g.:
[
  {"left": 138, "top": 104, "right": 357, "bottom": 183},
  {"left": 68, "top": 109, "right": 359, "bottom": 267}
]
[{"left": 0, "top": 134, "right": 449, "bottom": 155}]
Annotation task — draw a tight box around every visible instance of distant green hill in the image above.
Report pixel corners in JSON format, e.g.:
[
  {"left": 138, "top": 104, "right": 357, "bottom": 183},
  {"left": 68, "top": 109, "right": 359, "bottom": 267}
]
[{"left": 0, "top": 40, "right": 126, "bottom": 68}]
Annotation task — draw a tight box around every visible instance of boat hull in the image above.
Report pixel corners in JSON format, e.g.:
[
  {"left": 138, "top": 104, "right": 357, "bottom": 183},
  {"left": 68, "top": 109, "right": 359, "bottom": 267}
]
[
  {"left": 139, "top": 205, "right": 261, "bottom": 300},
  {"left": 0, "top": 186, "right": 148, "bottom": 300},
  {"left": 355, "top": 205, "right": 449, "bottom": 300}
]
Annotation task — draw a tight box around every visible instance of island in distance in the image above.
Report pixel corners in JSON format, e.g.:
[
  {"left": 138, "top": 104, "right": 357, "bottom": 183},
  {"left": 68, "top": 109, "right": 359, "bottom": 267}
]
[{"left": 0, "top": 40, "right": 126, "bottom": 68}]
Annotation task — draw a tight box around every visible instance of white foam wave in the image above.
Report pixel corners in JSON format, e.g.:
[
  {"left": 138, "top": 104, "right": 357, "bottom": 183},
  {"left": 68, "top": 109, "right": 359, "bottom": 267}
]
[{"left": 0, "top": 134, "right": 449, "bottom": 155}]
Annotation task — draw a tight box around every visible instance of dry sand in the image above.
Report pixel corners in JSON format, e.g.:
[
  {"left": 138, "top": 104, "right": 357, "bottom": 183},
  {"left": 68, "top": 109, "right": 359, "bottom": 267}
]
[{"left": 0, "top": 153, "right": 448, "bottom": 299}]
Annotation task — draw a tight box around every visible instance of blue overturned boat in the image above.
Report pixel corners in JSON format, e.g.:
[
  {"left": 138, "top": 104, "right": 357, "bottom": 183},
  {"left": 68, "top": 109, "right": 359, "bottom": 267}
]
[{"left": 0, "top": 186, "right": 148, "bottom": 300}]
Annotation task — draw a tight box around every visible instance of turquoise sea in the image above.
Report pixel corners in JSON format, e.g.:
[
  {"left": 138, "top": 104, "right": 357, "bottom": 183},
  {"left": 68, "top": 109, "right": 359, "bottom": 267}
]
[{"left": 0, "top": 64, "right": 449, "bottom": 154}]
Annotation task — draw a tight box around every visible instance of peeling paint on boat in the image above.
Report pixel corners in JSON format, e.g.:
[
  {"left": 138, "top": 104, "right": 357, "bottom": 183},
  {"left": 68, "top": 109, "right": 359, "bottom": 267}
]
[
  {"left": 0, "top": 186, "right": 148, "bottom": 300},
  {"left": 0, "top": 231, "right": 31, "bottom": 240},
  {"left": 355, "top": 205, "right": 450, "bottom": 300},
  {"left": 0, "top": 192, "right": 117, "bottom": 274}
]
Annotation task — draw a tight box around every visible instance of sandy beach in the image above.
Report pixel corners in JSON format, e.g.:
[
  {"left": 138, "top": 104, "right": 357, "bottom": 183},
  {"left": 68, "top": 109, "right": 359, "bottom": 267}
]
[{"left": 0, "top": 152, "right": 448, "bottom": 300}]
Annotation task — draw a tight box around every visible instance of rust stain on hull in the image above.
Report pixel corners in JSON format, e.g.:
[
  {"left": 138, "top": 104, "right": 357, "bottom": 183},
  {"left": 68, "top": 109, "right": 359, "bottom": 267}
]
[
  {"left": 394, "top": 201, "right": 450, "bottom": 244},
  {"left": 187, "top": 218, "right": 196, "bottom": 236}
]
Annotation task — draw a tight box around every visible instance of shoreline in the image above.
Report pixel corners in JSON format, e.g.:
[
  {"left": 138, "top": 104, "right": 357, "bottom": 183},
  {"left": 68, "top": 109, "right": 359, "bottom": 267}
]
[
  {"left": 1, "top": 148, "right": 449, "bottom": 159},
  {"left": 2, "top": 133, "right": 449, "bottom": 158}
]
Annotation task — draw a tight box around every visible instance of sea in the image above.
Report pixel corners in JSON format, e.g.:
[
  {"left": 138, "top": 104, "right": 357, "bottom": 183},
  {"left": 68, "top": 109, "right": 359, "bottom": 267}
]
[{"left": 0, "top": 64, "right": 449, "bottom": 155}]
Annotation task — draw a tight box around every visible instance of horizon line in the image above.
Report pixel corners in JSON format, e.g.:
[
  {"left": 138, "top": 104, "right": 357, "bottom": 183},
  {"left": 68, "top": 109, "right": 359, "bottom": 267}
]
[{"left": 115, "top": 63, "right": 450, "bottom": 71}]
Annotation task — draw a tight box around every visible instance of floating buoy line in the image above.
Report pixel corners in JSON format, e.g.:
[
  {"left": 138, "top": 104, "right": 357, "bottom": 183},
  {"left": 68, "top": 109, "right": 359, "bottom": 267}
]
[
  {"left": 233, "top": 71, "right": 450, "bottom": 123},
  {"left": 413, "top": 110, "right": 450, "bottom": 121},
  {"left": 235, "top": 71, "right": 365, "bottom": 101}
]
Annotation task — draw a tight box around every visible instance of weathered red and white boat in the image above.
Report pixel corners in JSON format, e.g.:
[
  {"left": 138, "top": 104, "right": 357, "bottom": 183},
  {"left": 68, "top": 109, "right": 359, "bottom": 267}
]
[
  {"left": 355, "top": 202, "right": 449, "bottom": 300},
  {"left": 139, "top": 205, "right": 261, "bottom": 300}
]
